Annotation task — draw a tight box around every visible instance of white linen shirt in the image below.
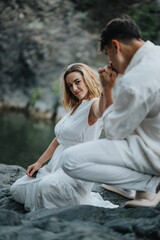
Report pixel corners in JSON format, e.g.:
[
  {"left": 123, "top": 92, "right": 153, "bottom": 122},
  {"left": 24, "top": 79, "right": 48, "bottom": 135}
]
[{"left": 103, "top": 41, "right": 160, "bottom": 158}]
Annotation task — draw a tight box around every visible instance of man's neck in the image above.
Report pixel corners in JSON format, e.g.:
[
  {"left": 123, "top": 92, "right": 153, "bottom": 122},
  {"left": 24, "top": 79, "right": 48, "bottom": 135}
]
[
  {"left": 121, "top": 39, "right": 145, "bottom": 73},
  {"left": 128, "top": 39, "right": 145, "bottom": 59}
]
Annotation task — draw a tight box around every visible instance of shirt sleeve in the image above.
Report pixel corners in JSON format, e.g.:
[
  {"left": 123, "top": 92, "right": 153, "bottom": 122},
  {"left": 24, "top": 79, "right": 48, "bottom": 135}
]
[{"left": 102, "top": 82, "right": 156, "bottom": 140}]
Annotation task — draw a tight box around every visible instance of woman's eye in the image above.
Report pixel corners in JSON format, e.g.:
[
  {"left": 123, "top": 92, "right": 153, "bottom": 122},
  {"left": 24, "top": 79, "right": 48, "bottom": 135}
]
[
  {"left": 76, "top": 81, "right": 80, "bottom": 84},
  {"left": 68, "top": 84, "right": 72, "bottom": 88}
]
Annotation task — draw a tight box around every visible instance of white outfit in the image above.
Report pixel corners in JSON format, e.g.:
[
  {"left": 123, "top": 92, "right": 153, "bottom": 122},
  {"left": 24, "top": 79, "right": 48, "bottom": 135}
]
[
  {"left": 61, "top": 41, "right": 160, "bottom": 191},
  {"left": 11, "top": 98, "right": 118, "bottom": 211}
]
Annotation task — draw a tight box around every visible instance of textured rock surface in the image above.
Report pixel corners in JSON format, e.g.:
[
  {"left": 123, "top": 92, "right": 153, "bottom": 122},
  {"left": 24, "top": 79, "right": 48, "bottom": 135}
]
[
  {"left": 0, "top": 164, "right": 26, "bottom": 213},
  {"left": 0, "top": 163, "right": 160, "bottom": 240},
  {"left": 0, "top": 0, "right": 101, "bottom": 119},
  {"left": 1, "top": 0, "right": 160, "bottom": 120}
]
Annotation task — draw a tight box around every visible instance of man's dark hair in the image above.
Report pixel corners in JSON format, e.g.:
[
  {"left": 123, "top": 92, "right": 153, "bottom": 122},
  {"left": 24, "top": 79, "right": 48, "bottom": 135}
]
[{"left": 100, "top": 15, "right": 142, "bottom": 52}]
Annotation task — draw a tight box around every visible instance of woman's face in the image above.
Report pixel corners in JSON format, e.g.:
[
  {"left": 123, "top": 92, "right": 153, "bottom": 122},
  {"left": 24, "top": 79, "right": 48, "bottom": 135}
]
[{"left": 65, "top": 72, "right": 88, "bottom": 101}]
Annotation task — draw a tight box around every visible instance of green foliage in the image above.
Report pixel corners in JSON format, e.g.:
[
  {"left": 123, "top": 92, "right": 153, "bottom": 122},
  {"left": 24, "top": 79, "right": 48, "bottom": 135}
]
[
  {"left": 52, "top": 80, "right": 60, "bottom": 94},
  {"left": 120, "top": 211, "right": 131, "bottom": 218},
  {"left": 127, "top": 3, "right": 159, "bottom": 41},
  {"left": 72, "top": 0, "right": 160, "bottom": 42},
  {"left": 30, "top": 87, "right": 42, "bottom": 106}
]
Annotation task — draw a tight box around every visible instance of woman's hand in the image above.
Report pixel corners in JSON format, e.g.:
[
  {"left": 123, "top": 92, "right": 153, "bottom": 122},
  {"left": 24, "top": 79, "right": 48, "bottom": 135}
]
[
  {"left": 26, "top": 137, "right": 59, "bottom": 178},
  {"left": 26, "top": 162, "right": 42, "bottom": 178}
]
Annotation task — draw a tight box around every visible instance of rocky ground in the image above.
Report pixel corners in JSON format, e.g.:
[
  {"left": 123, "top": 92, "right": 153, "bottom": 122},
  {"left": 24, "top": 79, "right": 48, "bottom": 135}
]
[{"left": 0, "top": 163, "right": 160, "bottom": 240}]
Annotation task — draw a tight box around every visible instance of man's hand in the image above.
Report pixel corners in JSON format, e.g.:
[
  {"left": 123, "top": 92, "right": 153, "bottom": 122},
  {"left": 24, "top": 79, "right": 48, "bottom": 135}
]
[{"left": 98, "top": 65, "right": 118, "bottom": 89}]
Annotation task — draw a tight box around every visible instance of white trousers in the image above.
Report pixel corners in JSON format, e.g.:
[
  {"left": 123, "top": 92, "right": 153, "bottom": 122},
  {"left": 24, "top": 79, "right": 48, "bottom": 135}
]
[{"left": 61, "top": 139, "right": 159, "bottom": 192}]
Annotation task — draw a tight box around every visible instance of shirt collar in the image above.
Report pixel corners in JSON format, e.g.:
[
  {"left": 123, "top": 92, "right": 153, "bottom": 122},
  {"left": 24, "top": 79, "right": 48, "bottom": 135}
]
[{"left": 125, "top": 40, "right": 155, "bottom": 74}]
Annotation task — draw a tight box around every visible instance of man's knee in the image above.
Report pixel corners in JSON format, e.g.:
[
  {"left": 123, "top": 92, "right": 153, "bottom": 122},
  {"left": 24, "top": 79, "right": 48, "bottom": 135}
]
[{"left": 61, "top": 147, "right": 79, "bottom": 174}]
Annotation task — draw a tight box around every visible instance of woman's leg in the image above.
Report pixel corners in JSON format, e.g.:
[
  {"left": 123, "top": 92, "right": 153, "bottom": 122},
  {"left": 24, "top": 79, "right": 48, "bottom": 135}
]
[{"left": 36, "top": 169, "right": 94, "bottom": 209}]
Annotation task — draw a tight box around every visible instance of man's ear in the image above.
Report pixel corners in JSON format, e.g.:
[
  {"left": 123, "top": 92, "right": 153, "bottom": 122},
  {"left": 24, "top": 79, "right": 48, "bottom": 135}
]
[{"left": 111, "top": 40, "right": 120, "bottom": 52}]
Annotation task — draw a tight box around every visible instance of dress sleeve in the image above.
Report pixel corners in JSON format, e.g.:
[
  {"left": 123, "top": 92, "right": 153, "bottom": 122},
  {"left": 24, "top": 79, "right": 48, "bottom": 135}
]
[{"left": 102, "top": 83, "right": 157, "bottom": 140}]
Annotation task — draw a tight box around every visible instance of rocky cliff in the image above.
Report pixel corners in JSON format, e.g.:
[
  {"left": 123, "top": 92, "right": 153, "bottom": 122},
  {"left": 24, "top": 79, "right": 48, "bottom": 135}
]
[
  {"left": 0, "top": 163, "right": 160, "bottom": 240},
  {"left": 1, "top": 0, "right": 160, "bottom": 120},
  {"left": 0, "top": 0, "right": 102, "bottom": 119}
]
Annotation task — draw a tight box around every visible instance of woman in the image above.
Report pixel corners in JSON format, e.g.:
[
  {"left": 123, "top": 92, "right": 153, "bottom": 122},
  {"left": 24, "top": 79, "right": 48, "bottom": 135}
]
[{"left": 10, "top": 63, "right": 118, "bottom": 211}]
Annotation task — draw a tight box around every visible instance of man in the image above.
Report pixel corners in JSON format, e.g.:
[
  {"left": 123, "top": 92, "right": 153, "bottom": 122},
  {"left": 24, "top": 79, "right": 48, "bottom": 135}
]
[{"left": 61, "top": 16, "right": 160, "bottom": 207}]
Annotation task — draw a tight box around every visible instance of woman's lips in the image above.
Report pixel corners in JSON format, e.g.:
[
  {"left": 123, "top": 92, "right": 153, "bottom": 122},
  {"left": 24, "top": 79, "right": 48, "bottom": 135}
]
[{"left": 75, "top": 91, "right": 81, "bottom": 95}]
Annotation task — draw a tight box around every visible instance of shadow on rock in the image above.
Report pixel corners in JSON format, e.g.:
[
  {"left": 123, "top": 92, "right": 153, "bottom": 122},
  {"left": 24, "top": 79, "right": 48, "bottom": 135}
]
[{"left": 0, "top": 164, "right": 160, "bottom": 240}]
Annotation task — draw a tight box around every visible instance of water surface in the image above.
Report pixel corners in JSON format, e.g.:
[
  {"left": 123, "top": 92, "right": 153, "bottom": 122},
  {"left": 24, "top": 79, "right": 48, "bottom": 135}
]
[{"left": 0, "top": 111, "right": 55, "bottom": 169}]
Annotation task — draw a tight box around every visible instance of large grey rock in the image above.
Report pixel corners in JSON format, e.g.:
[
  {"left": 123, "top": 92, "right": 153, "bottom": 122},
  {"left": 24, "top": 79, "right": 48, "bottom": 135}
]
[
  {"left": 0, "top": 164, "right": 26, "bottom": 213},
  {"left": 0, "top": 164, "right": 26, "bottom": 187},
  {"left": 0, "top": 163, "right": 160, "bottom": 240},
  {"left": 0, "top": 0, "right": 100, "bottom": 119}
]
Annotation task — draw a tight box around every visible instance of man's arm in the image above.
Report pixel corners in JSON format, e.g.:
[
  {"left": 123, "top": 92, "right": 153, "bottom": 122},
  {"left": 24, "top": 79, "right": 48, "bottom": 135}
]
[{"left": 103, "top": 82, "right": 152, "bottom": 140}]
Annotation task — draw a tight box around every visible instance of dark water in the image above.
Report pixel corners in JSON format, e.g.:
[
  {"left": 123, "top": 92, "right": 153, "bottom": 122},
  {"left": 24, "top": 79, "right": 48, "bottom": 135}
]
[{"left": 0, "top": 111, "right": 55, "bottom": 169}]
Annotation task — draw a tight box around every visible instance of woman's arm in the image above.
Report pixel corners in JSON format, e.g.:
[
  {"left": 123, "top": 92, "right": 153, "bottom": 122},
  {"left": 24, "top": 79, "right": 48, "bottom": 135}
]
[
  {"left": 88, "top": 66, "right": 117, "bottom": 125},
  {"left": 26, "top": 137, "right": 59, "bottom": 177}
]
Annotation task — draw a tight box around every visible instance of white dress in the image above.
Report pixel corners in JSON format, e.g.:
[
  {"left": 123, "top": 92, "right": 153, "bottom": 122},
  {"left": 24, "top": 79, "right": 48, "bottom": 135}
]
[{"left": 11, "top": 99, "right": 118, "bottom": 211}]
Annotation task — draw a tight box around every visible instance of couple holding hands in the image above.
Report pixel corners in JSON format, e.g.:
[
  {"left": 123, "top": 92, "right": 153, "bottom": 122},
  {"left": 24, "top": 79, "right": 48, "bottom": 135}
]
[{"left": 11, "top": 16, "right": 160, "bottom": 211}]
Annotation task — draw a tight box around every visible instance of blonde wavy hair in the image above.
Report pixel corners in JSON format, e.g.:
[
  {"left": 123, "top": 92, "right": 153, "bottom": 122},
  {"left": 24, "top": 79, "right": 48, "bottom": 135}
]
[{"left": 62, "top": 63, "right": 101, "bottom": 110}]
